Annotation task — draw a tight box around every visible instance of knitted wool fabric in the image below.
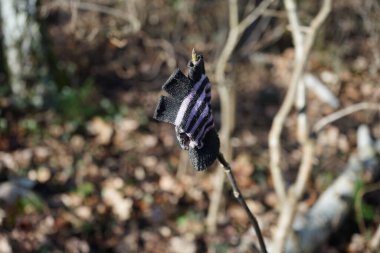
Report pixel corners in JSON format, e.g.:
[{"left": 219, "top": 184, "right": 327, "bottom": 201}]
[{"left": 153, "top": 54, "right": 220, "bottom": 171}]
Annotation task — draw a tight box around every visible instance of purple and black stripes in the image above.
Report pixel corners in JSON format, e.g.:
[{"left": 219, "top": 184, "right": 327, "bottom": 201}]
[
  {"left": 175, "top": 74, "right": 214, "bottom": 149},
  {"left": 153, "top": 55, "right": 215, "bottom": 150},
  {"left": 153, "top": 51, "right": 220, "bottom": 171}
]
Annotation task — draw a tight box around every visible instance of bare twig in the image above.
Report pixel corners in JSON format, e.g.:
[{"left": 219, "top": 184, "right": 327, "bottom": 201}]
[
  {"left": 285, "top": 0, "right": 305, "bottom": 122},
  {"left": 215, "top": 0, "right": 275, "bottom": 84},
  {"left": 313, "top": 102, "right": 380, "bottom": 134},
  {"left": 271, "top": 1, "right": 332, "bottom": 252},
  {"left": 218, "top": 153, "right": 268, "bottom": 253},
  {"left": 285, "top": 0, "right": 303, "bottom": 50},
  {"left": 274, "top": 139, "right": 315, "bottom": 253},
  {"left": 268, "top": 0, "right": 331, "bottom": 205},
  {"left": 53, "top": 0, "right": 141, "bottom": 32},
  {"left": 283, "top": 0, "right": 308, "bottom": 144},
  {"left": 207, "top": 0, "right": 275, "bottom": 233},
  {"left": 238, "top": 0, "right": 275, "bottom": 35},
  {"left": 295, "top": 81, "right": 308, "bottom": 142}
]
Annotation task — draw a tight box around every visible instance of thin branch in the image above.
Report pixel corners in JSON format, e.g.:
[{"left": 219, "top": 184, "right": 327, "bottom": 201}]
[
  {"left": 313, "top": 102, "right": 380, "bottom": 134},
  {"left": 218, "top": 153, "right": 268, "bottom": 253},
  {"left": 273, "top": 139, "right": 315, "bottom": 253},
  {"left": 207, "top": 0, "right": 239, "bottom": 228},
  {"left": 294, "top": 139, "right": 315, "bottom": 198},
  {"left": 55, "top": 0, "right": 141, "bottom": 32},
  {"left": 208, "top": 0, "right": 275, "bottom": 234},
  {"left": 288, "top": 1, "right": 308, "bottom": 144},
  {"left": 238, "top": 0, "right": 275, "bottom": 34},
  {"left": 268, "top": 0, "right": 331, "bottom": 206},
  {"left": 284, "top": 0, "right": 303, "bottom": 61},
  {"left": 229, "top": 0, "right": 239, "bottom": 29},
  {"left": 215, "top": 0, "right": 276, "bottom": 84},
  {"left": 285, "top": 0, "right": 308, "bottom": 148},
  {"left": 271, "top": 1, "right": 331, "bottom": 252}
]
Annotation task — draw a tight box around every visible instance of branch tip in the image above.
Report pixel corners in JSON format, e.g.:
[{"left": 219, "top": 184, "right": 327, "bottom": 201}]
[{"left": 191, "top": 48, "right": 197, "bottom": 64}]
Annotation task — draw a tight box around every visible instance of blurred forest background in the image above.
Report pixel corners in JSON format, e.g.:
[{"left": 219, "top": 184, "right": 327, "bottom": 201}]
[{"left": 0, "top": 0, "right": 379, "bottom": 252}]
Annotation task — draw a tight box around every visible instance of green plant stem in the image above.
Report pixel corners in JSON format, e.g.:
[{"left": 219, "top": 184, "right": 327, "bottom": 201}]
[{"left": 217, "top": 153, "right": 268, "bottom": 253}]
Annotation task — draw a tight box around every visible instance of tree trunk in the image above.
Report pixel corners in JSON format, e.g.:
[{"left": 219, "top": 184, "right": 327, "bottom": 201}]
[{"left": 1, "top": 0, "right": 49, "bottom": 108}]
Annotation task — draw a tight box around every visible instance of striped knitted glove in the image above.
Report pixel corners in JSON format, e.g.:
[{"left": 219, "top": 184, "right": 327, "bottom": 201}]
[{"left": 153, "top": 52, "right": 220, "bottom": 171}]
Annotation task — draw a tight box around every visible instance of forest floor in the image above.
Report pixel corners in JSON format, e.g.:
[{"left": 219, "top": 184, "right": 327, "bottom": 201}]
[{"left": 0, "top": 1, "right": 380, "bottom": 252}]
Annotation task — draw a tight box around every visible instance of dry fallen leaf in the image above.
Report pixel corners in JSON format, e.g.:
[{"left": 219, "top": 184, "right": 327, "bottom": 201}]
[
  {"left": 169, "top": 236, "right": 196, "bottom": 253},
  {"left": 264, "top": 192, "right": 278, "bottom": 208},
  {"left": 228, "top": 204, "right": 248, "bottom": 224},
  {"left": 140, "top": 156, "right": 158, "bottom": 169},
  {"left": 338, "top": 134, "right": 350, "bottom": 153},
  {"left": 246, "top": 199, "right": 265, "bottom": 214},
  {"left": 33, "top": 146, "right": 51, "bottom": 163},
  {"left": 232, "top": 153, "right": 255, "bottom": 188},
  {"left": 102, "top": 187, "right": 133, "bottom": 221},
  {"left": 121, "top": 118, "right": 139, "bottom": 132},
  {"left": 13, "top": 149, "right": 33, "bottom": 169},
  {"left": 115, "top": 233, "right": 139, "bottom": 253},
  {"left": 134, "top": 167, "right": 146, "bottom": 180},
  {"left": 113, "top": 118, "right": 139, "bottom": 147},
  {"left": 140, "top": 135, "right": 158, "bottom": 149},
  {"left": 159, "top": 174, "right": 184, "bottom": 196},
  {"left": 87, "top": 117, "right": 113, "bottom": 145},
  {"left": 36, "top": 167, "right": 51, "bottom": 183},
  {"left": 65, "top": 237, "right": 90, "bottom": 253},
  {"left": 74, "top": 206, "right": 92, "bottom": 221},
  {"left": 0, "top": 152, "right": 16, "bottom": 170},
  {"left": 70, "top": 135, "right": 85, "bottom": 153},
  {"left": 60, "top": 194, "right": 83, "bottom": 207}
]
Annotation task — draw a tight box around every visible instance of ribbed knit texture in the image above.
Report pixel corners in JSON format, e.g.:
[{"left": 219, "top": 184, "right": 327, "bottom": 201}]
[{"left": 153, "top": 54, "right": 220, "bottom": 171}]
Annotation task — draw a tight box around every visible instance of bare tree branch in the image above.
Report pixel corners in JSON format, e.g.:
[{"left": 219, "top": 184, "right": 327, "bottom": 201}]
[
  {"left": 207, "top": 0, "right": 276, "bottom": 234},
  {"left": 238, "top": 0, "right": 275, "bottom": 34},
  {"left": 218, "top": 153, "right": 268, "bottom": 253},
  {"left": 53, "top": 0, "right": 141, "bottom": 32},
  {"left": 268, "top": 0, "right": 331, "bottom": 206},
  {"left": 273, "top": 139, "right": 314, "bottom": 253},
  {"left": 271, "top": 1, "right": 332, "bottom": 252},
  {"left": 313, "top": 102, "right": 380, "bottom": 134}
]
